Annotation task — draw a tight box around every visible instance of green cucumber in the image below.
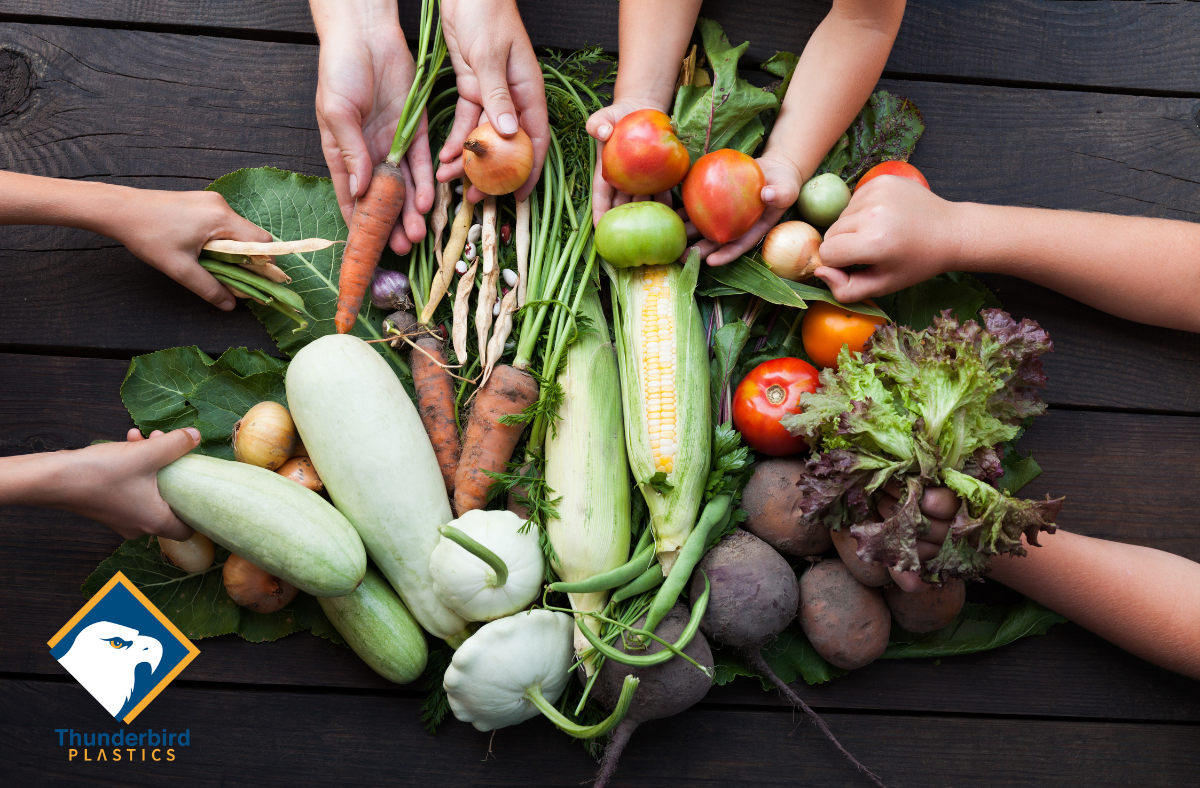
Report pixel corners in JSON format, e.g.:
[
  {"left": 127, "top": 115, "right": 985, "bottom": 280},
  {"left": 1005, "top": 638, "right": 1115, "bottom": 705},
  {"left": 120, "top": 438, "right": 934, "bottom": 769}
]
[{"left": 319, "top": 567, "right": 428, "bottom": 684}]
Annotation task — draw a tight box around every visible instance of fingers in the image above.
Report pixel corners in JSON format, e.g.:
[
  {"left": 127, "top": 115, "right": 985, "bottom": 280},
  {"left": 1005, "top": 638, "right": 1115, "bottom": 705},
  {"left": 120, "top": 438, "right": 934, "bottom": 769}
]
[
  {"left": 149, "top": 510, "right": 195, "bottom": 541},
  {"left": 406, "top": 111, "right": 436, "bottom": 216},
  {"left": 317, "top": 99, "right": 373, "bottom": 224},
  {"left": 509, "top": 49, "right": 548, "bottom": 202},
  {"left": 163, "top": 253, "right": 236, "bottom": 311},
  {"left": 126, "top": 428, "right": 144, "bottom": 442},
  {"left": 586, "top": 105, "right": 624, "bottom": 142},
  {"left": 472, "top": 45, "right": 521, "bottom": 139},
  {"left": 922, "top": 486, "right": 962, "bottom": 521},
  {"left": 439, "top": 97, "right": 482, "bottom": 167},
  {"left": 706, "top": 206, "right": 785, "bottom": 266},
  {"left": 814, "top": 265, "right": 890, "bottom": 304},
  {"left": 138, "top": 427, "right": 202, "bottom": 470},
  {"left": 591, "top": 150, "right": 615, "bottom": 225}
]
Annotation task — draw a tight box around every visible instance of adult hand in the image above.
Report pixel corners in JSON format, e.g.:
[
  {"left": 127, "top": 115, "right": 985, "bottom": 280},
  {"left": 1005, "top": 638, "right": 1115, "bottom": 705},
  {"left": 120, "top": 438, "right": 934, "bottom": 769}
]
[
  {"left": 314, "top": 16, "right": 434, "bottom": 254},
  {"left": 875, "top": 483, "right": 960, "bottom": 593},
  {"left": 437, "top": 0, "right": 548, "bottom": 204},
  {"left": 585, "top": 98, "right": 676, "bottom": 226},
  {"left": 702, "top": 150, "right": 803, "bottom": 266},
  {"left": 816, "top": 175, "right": 962, "bottom": 302}
]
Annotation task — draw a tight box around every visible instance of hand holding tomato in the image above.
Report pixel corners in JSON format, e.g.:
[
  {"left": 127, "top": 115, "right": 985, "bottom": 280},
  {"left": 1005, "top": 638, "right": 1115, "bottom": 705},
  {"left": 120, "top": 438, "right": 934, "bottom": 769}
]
[
  {"left": 801, "top": 301, "right": 888, "bottom": 369},
  {"left": 587, "top": 99, "right": 678, "bottom": 226},
  {"left": 690, "top": 150, "right": 803, "bottom": 267},
  {"left": 733, "top": 357, "right": 820, "bottom": 456}
]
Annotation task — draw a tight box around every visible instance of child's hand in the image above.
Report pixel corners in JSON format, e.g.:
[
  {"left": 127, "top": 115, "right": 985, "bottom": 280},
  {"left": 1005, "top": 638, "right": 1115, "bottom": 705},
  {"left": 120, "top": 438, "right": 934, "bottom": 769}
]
[
  {"left": 700, "top": 150, "right": 803, "bottom": 265},
  {"left": 586, "top": 98, "right": 676, "bottom": 226},
  {"left": 816, "top": 175, "right": 963, "bottom": 302},
  {"left": 437, "top": 0, "right": 549, "bottom": 203},
  {"left": 111, "top": 189, "right": 273, "bottom": 312},
  {"left": 875, "top": 483, "right": 960, "bottom": 592}
]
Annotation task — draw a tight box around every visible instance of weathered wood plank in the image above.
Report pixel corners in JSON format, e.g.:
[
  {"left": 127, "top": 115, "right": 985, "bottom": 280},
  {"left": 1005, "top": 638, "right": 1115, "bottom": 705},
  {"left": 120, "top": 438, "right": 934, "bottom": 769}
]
[{"left": 4, "top": 679, "right": 1198, "bottom": 787}]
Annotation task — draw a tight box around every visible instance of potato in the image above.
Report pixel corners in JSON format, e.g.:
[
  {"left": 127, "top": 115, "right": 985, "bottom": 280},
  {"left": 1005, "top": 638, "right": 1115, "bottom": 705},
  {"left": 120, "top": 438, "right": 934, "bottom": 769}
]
[
  {"left": 799, "top": 559, "right": 890, "bottom": 669},
  {"left": 883, "top": 578, "right": 966, "bottom": 633},
  {"left": 741, "top": 459, "right": 833, "bottom": 556},
  {"left": 830, "top": 527, "right": 890, "bottom": 587}
]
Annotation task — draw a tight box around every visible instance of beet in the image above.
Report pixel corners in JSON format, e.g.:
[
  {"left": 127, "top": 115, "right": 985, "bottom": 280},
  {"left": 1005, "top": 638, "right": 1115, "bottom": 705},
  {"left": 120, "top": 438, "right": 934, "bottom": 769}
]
[
  {"left": 741, "top": 459, "right": 833, "bottom": 555},
  {"left": 588, "top": 603, "right": 714, "bottom": 788},
  {"left": 883, "top": 577, "right": 966, "bottom": 633}
]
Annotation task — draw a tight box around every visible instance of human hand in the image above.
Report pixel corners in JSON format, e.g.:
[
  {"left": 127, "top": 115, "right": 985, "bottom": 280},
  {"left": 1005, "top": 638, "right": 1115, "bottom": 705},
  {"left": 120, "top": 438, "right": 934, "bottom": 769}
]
[
  {"left": 314, "top": 15, "right": 434, "bottom": 253},
  {"left": 815, "top": 175, "right": 963, "bottom": 302},
  {"left": 875, "top": 482, "right": 960, "bottom": 593},
  {"left": 47, "top": 428, "right": 201, "bottom": 541},
  {"left": 437, "top": 0, "right": 548, "bottom": 203},
  {"left": 586, "top": 98, "right": 676, "bottom": 225},
  {"left": 700, "top": 150, "right": 804, "bottom": 266},
  {"left": 109, "top": 188, "right": 273, "bottom": 311}
]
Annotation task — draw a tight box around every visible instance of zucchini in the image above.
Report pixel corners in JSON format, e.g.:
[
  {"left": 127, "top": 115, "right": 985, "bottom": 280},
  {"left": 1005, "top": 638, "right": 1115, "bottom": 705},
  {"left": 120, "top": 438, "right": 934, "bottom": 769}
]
[
  {"left": 157, "top": 454, "right": 366, "bottom": 596},
  {"left": 286, "top": 334, "right": 469, "bottom": 642},
  {"left": 319, "top": 567, "right": 429, "bottom": 683}
]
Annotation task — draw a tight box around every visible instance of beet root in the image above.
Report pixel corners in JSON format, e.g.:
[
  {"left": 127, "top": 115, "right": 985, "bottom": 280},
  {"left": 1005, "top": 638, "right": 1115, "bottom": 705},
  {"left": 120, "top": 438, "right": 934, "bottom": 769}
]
[
  {"left": 741, "top": 459, "right": 833, "bottom": 556},
  {"left": 883, "top": 577, "right": 966, "bottom": 633},
  {"left": 799, "top": 559, "right": 890, "bottom": 670},
  {"left": 830, "top": 527, "right": 890, "bottom": 587},
  {"left": 588, "top": 603, "right": 714, "bottom": 788}
]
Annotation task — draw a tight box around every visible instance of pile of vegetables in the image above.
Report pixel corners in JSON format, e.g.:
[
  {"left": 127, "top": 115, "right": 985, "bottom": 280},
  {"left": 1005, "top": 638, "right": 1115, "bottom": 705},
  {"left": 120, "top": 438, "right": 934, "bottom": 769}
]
[{"left": 81, "top": 19, "right": 1077, "bottom": 788}]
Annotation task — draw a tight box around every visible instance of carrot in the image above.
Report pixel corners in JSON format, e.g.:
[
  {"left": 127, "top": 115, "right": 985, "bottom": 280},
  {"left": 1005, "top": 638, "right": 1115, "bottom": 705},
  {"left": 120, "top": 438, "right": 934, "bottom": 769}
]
[
  {"left": 453, "top": 364, "right": 539, "bottom": 514},
  {"left": 335, "top": 162, "right": 406, "bottom": 334},
  {"left": 412, "top": 336, "right": 461, "bottom": 494}
]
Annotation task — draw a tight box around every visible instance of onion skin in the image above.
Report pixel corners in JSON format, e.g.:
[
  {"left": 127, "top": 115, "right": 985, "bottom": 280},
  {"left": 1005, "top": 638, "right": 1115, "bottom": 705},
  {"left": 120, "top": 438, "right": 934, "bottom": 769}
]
[
  {"left": 223, "top": 553, "right": 298, "bottom": 613},
  {"left": 370, "top": 269, "right": 411, "bottom": 310},
  {"left": 159, "top": 532, "right": 215, "bottom": 573},
  {"left": 277, "top": 456, "right": 324, "bottom": 492},
  {"left": 232, "top": 401, "right": 297, "bottom": 471},
  {"left": 761, "top": 221, "right": 823, "bottom": 282},
  {"left": 462, "top": 122, "right": 534, "bottom": 195}
]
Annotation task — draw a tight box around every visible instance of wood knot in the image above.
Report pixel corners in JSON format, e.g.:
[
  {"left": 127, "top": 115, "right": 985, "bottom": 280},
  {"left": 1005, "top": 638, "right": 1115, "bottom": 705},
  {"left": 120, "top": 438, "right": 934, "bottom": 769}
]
[{"left": 0, "top": 48, "right": 34, "bottom": 122}]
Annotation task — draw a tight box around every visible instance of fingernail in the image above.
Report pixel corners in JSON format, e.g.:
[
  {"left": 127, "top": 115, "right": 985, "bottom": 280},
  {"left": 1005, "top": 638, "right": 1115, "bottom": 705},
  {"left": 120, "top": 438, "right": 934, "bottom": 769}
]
[
  {"left": 185, "top": 427, "right": 201, "bottom": 443},
  {"left": 762, "top": 187, "right": 775, "bottom": 203},
  {"left": 598, "top": 124, "right": 612, "bottom": 140},
  {"left": 497, "top": 113, "right": 519, "bottom": 135},
  {"left": 218, "top": 297, "right": 235, "bottom": 311},
  {"left": 348, "top": 173, "right": 359, "bottom": 196}
]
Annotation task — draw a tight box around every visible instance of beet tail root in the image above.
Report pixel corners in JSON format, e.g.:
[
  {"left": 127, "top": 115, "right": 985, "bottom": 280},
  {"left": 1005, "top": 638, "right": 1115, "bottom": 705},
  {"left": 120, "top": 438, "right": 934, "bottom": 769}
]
[{"left": 593, "top": 719, "right": 637, "bottom": 788}]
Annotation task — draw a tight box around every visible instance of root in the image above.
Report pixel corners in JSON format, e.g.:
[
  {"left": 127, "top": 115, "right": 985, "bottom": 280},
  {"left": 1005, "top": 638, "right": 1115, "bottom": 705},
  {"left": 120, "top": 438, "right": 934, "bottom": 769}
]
[{"left": 592, "top": 719, "right": 636, "bottom": 788}]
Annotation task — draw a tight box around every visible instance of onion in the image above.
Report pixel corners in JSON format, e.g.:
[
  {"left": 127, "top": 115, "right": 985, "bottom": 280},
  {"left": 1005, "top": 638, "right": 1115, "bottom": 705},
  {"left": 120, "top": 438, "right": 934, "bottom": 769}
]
[
  {"left": 462, "top": 122, "right": 534, "bottom": 195},
  {"left": 761, "top": 221, "right": 824, "bottom": 282},
  {"left": 159, "top": 532, "right": 215, "bottom": 573},
  {"left": 276, "top": 456, "right": 324, "bottom": 492},
  {"left": 232, "top": 401, "right": 296, "bottom": 471},
  {"left": 222, "top": 553, "right": 298, "bottom": 613},
  {"left": 370, "top": 269, "right": 411, "bottom": 310}
]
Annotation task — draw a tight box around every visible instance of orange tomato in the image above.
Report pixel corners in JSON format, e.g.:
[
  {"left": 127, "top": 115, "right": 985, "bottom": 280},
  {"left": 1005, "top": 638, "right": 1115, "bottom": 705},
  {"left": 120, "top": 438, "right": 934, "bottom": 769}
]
[
  {"left": 801, "top": 301, "right": 888, "bottom": 369},
  {"left": 855, "top": 161, "right": 929, "bottom": 192}
]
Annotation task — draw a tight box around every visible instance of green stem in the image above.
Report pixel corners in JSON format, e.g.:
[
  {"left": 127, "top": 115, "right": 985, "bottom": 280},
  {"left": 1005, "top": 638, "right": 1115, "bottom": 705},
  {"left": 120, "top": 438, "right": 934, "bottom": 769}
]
[
  {"left": 386, "top": 0, "right": 447, "bottom": 164},
  {"left": 525, "top": 675, "right": 638, "bottom": 739},
  {"left": 642, "top": 495, "right": 732, "bottom": 636},
  {"left": 438, "top": 525, "right": 508, "bottom": 587},
  {"left": 263, "top": 297, "right": 310, "bottom": 334},
  {"left": 549, "top": 542, "right": 654, "bottom": 594},
  {"left": 610, "top": 563, "right": 665, "bottom": 604}
]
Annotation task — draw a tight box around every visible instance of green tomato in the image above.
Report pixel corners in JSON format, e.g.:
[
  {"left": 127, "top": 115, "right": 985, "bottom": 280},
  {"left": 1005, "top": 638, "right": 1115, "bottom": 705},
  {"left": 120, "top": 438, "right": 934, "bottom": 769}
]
[
  {"left": 797, "top": 173, "right": 852, "bottom": 227},
  {"left": 594, "top": 201, "right": 687, "bottom": 269}
]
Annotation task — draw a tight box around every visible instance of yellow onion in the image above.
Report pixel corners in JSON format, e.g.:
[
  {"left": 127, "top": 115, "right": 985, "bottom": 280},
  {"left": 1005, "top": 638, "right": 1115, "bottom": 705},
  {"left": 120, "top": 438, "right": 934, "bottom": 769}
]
[
  {"left": 222, "top": 553, "right": 298, "bottom": 613},
  {"left": 232, "top": 401, "right": 296, "bottom": 470},
  {"left": 462, "top": 122, "right": 534, "bottom": 195},
  {"left": 159, "top": 532, "right": 215, "bottom": 573},
  {"left": 761, "top": 221, "right": 823, "bottom": 282},
  {"left": 276, "top": 456, "right": 324, "bottom": 492}
]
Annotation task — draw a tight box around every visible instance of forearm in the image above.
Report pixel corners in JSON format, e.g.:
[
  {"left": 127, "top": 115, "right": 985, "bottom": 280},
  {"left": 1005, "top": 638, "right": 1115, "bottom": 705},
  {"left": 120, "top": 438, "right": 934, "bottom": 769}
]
[
  {"left": 952, "top": 203, "right": 1200, "bottom": 332},
  {"left": 0, "top": 171, "right": 132, "bottom": 238},
  {"left": 988, "top": 529, "right": 1200, "bottom": 679},
  {"left": 0, "top": 452, "right": 74, "bottom": 509},
  {"left": 309, "top": 0, "right": 399, "bottom": 39},
  {"left": 614, "top": 0, "right": 703, "bottom": 108},
  {"left": 764, "top": 0, "right": 905, "bottom": 181}
]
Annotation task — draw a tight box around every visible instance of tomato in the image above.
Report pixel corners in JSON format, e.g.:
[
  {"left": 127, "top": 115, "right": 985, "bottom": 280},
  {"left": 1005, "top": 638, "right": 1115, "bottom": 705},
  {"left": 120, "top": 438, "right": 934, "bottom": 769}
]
[
  {"left": 594, "top": 201, "right": 687, "bottom": 268},
  {"left": 797, "top": 173, "right": 851, "bottom": 227},
  {"left": 733, "top": 357, "right": 820, "bottom": 456},
  {"left": 681, "top": 149, "right": 765, "bottom": 243},
  {"left": 801, "top": 301, "right": 888, "bottom": 369},
  {"left": 855, "top": 161, "right": 929, "bottom": 192},
  {"left": 601, "top": 109, "right": 691, "bottom": 195}
]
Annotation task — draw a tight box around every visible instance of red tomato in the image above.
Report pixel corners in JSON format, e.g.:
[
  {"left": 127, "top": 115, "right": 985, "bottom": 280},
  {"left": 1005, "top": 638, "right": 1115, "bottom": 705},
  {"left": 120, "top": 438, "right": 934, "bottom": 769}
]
[
  {"left": 802, "top": 301, "right": 888, "bottom": 369},
  {"left": 601, "top": 109, "right": 691, "bottom": 195},
  {"left": 682, "top": 149, "right": 765, "bottom": 243},
  {"left": 732, "top": 357, "right": 820, "bottom": 456},
  {"left": 855, "top": 161, "right": 929, "bottom": 192}
]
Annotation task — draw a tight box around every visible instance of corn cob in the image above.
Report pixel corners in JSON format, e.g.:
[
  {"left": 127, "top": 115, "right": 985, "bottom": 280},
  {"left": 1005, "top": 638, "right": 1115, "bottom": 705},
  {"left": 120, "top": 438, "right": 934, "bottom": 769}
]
[{"left": 606, "top": 251, "right": 710, "bottom": 575}]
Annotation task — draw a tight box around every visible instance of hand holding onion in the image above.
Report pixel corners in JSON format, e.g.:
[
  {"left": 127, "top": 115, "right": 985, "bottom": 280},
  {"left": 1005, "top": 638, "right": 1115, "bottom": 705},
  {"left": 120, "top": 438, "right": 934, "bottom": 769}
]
[{"left": 462, "top": 122, "right": 534, "bottom": 196}]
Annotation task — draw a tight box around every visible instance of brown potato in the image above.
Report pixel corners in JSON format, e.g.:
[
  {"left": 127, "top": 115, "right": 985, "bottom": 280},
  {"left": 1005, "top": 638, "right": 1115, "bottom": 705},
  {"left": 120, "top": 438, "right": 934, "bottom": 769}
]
[
  {"left": 883, "top": 578, "right": 966, "bottom": 633},
  {"left": 741, "top": 459, "right": 833, "bottom": 556},
  {"left": 830, "top": 527, "right": 890, "bottom": 587},
  {"left": 799, "top": 559, "right": 890, "bottom": 669}
]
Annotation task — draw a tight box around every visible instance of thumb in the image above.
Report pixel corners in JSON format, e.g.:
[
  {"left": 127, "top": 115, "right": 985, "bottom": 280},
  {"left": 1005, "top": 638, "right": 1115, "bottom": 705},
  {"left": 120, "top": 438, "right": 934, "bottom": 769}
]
[
  {"left": 760, "top": 169, "right": 800, "bottom": 209},
  {"left": 473, "top": 53, "right": 520, "bottom": 137},
  {"left": 586, "top": 105, "right": 624, "bottom": 142},
  {"left": 140, "top": 427, "right": 202, "bottom": 470},
  {"left": 814, "top": 266, "right": 888, "bottom": 304}
]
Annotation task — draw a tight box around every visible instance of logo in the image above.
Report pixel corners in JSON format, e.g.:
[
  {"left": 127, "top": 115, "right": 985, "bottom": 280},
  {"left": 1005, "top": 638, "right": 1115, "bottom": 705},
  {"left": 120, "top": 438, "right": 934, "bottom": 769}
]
[{"left": 48, "top": 571, "right": 199, "bottom": 722}]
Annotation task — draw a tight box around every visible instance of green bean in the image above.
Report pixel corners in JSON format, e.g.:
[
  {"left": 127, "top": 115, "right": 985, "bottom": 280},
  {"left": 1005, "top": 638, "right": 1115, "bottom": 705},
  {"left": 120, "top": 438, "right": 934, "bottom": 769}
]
[
  {"left": 642, "top": 494, "right": 731, "bottom": 636},
  {"left": 610, "top": 563, "right": 665, "bottom": 604},
  {"left": 212, "top": 272, "right": 271, "bottom": 304},
  {"left": 263, "top": 298, "right": 309, "bottom": 333},
  {"left": 549, "top": 542, "right": 654, "bottom": 594},
  {"left": 201, "top": 249, "right": 252, "bottom": 266},
  {"left": 199, "top": 257, "right": 306, "bottom": 313}
]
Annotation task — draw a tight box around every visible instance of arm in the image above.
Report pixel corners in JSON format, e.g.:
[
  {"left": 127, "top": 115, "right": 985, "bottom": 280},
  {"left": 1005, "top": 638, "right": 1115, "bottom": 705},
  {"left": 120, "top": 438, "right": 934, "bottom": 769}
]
[
  {"left": 0, "top": 429, "right": 201, "bottom": 541},
  {"left": 818, "top": 176, "right": 1200, "bottom": 332},
  {"left": 586, "top": 0, "right": 703, "bottom": 224},
  {"left": 706, "top": 0, "right": 906, "bottom": 264},
  {"left": 0, "top": 171, "right": 271, "bottom": 310},
  {"left": 989, "top": 530, "right": 1200, "bottom": 680},
  {"left": 310, "top": 0, "right": 434, "bottom": 253}
]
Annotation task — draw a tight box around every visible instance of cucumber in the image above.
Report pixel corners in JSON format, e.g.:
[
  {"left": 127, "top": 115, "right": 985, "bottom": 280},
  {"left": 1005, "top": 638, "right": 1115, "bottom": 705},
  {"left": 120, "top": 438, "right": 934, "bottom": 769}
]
[
  {"left": 286, "top": 334, "right": 469, "bottom": 641},
  {"left": 157, "top": 453, "right": 366, "bottom": 597},
  {"left": 319, "top": 567, "right": 428, "bottom": 683}
]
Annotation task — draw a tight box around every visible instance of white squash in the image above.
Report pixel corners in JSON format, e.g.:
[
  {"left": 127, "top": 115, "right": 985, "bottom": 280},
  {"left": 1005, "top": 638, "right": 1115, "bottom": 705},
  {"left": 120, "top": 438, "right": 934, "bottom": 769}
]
[
  {"left": 285, "top": 334, "right": 468, "bottom": 643},
  {"left": 429, "top": 509, "right": 544, "bottom": 622}
]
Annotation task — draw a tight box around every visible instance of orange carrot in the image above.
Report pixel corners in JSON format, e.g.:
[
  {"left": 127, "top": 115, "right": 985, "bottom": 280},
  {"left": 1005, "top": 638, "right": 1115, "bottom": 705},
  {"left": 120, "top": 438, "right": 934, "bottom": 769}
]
[
  {"left": 335, "top": 162, "right": 406, "bottom": 334},
  {"left": 454, "top": 365, "right": 539, "bottom": 514},
  {"left": 412, "top": 336, "right": 461, "bottom": 495}
]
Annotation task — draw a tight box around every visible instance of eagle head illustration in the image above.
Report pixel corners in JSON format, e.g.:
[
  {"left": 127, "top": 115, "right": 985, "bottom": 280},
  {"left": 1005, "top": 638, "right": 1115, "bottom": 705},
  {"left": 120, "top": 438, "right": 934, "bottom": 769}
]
[{"left": 58, "top": 621, "right": 163, "bottom": 718}]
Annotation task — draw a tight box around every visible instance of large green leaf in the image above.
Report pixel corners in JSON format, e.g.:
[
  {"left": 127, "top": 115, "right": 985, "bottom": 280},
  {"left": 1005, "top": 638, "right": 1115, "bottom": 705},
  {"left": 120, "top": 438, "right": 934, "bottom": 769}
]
[
  {"left": 81, "top": 536, "right": 343, "bottom": 644},
  {"left": 760, "top": 51, "right": 799, "bottom": 105},
  {"left": 881, "top": 600, "right": 1066, "bottom": 659},
  {"left": 815, "top": 91, "right": 925, "bottom": 184},
  {"left": 699, "top": 255, "right": 887, "bottom": 318},
  {"left": 120, "top": 346, "right": 218, "bottom": 434},
  {"left": 206, "top": 167, "right": 410, "bottom": 383}
]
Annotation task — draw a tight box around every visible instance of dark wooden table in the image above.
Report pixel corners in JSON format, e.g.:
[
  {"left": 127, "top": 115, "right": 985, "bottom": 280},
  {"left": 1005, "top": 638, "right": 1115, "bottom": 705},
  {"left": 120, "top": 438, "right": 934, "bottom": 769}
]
[{"left": 2, "top": 2, "right": 1199, "bottom": 785}]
